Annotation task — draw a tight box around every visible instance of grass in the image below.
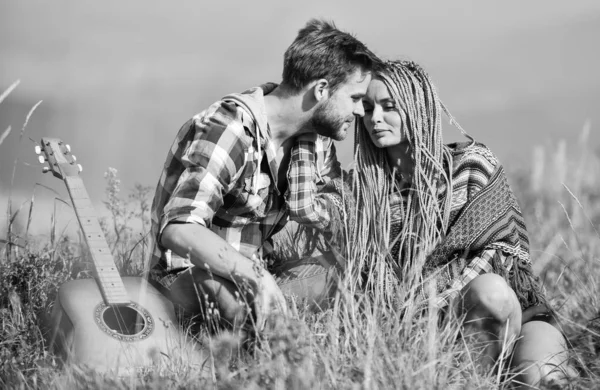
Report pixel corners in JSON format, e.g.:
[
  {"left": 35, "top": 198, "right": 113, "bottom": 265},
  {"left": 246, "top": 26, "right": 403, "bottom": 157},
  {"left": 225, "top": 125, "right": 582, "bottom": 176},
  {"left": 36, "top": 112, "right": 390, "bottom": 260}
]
[{"left": 1, "top": 81, "right": 599, "bottom": 389}]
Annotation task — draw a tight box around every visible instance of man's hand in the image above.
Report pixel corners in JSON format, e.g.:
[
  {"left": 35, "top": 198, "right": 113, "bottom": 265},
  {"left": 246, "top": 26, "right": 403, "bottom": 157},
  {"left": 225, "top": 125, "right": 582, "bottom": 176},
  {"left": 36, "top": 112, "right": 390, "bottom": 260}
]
[
  {"left": 253, "top": 271, "right": 289, "bottom": 330},
  {"left": 161, "top": 223, "right": 289, "bottom": 329}
]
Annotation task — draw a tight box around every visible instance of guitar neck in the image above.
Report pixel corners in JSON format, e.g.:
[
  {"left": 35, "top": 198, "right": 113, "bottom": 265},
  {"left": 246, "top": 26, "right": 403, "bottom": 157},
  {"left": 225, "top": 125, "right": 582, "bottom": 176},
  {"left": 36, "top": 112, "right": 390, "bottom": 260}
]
[{"left": 64, "top": 176, "right": 129, "bottom": 305}]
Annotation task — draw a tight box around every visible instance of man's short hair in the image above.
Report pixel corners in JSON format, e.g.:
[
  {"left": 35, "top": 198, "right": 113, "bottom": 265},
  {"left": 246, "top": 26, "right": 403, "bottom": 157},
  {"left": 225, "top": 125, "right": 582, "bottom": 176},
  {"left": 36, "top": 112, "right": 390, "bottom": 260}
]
[{"left": 282, "top": 19, "right": 379, "bottom": 93}]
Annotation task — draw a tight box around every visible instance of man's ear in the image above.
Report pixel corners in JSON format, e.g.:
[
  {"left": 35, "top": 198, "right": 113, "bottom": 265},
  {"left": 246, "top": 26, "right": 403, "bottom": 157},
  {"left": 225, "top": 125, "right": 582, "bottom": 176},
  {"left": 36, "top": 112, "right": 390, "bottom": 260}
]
[{"left": 313, "top": 79, "right": 330, "bottom": 102}]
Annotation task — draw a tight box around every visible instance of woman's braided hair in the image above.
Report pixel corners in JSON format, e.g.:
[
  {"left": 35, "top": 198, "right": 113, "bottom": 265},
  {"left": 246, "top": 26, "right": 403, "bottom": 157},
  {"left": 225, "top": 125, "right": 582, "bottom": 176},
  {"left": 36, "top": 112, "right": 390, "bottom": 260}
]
[{"left": 350, "top": 60, "right": 461, "bottom": 295}]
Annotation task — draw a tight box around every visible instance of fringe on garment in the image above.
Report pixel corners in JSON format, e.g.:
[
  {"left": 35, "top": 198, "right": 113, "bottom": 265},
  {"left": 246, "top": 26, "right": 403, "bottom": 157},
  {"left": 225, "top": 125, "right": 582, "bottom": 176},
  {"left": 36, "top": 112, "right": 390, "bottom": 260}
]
[
  {"left": 427, "top": 249, "right": 549, "bottom": 312},
  {"left": 490, "top": 252, "right": 548, "bottom": 311}
]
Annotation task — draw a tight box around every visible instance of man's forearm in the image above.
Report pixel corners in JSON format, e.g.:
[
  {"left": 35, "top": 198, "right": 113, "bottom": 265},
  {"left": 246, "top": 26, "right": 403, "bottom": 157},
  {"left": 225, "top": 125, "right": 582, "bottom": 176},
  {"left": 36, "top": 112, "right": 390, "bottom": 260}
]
[{"left": 160, "top": 223, "right": 263, "bottom": 289}]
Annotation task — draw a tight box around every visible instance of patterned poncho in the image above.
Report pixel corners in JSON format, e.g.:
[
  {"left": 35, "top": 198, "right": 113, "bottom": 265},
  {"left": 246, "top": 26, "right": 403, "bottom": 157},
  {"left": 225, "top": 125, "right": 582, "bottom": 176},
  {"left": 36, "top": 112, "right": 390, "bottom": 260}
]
[
  {"left": 324, "top": 141, "right": 547, "bottom": 311},
  {"left": 414, "top": 142, "right": 545, "bottom": 310}
]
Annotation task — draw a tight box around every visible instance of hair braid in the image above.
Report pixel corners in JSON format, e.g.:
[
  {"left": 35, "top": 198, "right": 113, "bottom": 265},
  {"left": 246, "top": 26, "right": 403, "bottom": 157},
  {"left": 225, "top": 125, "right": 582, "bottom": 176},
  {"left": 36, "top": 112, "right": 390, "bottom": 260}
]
[{"left": 350, "top": 60, "right": 457, "bottom": 301}]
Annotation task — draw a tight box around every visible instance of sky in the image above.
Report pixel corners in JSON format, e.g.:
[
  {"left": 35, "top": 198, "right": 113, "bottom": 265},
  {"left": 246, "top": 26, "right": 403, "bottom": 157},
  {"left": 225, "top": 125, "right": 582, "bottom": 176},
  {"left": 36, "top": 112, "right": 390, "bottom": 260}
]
[{"left": 1, "top": 0, "right": 600, "bottom": 235}]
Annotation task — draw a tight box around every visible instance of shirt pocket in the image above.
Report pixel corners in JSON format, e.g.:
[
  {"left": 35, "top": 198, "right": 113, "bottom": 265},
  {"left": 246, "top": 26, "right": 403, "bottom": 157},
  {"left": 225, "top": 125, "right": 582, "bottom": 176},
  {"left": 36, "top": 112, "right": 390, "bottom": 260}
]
[{"left": 224, "top": 171, "right": 273, "bottom": 219}]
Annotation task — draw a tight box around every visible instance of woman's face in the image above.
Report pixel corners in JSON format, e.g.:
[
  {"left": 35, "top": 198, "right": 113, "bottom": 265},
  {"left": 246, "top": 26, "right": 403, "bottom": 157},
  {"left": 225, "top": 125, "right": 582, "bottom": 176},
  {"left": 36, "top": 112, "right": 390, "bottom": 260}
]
[{"left": 362, "top": 78, "right": 404, "bottom": 149}]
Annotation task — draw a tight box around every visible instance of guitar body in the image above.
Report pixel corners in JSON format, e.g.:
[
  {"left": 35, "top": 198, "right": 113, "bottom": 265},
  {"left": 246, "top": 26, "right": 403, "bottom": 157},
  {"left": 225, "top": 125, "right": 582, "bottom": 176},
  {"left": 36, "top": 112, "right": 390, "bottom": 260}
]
[{"left": 50, "top": 277, "right": 206, "bottom": 374}]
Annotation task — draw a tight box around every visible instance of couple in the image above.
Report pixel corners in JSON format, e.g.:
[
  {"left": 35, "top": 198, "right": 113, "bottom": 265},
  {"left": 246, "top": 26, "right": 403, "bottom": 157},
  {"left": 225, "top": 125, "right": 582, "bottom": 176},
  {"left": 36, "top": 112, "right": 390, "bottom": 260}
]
[{"left": 148, "top": 19, "right": 572, "bottom": 387}]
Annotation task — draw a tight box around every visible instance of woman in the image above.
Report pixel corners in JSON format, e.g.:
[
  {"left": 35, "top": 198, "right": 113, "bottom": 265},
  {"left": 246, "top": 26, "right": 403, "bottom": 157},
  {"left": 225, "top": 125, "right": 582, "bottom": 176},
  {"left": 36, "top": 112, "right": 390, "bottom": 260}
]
[{"left": 331, "top": 60, "right": 575, "bottom": 388}]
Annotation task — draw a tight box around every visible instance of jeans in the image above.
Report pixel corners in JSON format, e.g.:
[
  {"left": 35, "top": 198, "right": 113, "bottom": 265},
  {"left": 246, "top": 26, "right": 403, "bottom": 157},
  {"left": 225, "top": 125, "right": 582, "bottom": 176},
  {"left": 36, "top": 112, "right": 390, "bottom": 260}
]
[
  {"left": 151, "top": 251, "right": 340, "bottom": 327},
  {"left": 272, "top": 252, "right": 339, "bottom": 311}
]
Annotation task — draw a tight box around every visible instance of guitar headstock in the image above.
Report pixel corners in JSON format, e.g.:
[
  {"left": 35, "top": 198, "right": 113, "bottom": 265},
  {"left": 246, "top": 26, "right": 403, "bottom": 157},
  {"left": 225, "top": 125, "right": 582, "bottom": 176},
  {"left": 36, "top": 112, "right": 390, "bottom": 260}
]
[{"left": 36, "top": 137, "right": 83, "bottom": 180}]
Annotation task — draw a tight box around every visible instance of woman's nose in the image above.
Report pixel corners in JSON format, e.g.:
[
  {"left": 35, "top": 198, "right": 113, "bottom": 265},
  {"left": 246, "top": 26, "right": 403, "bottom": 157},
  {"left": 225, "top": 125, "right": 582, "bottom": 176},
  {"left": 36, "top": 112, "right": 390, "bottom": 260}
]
[{"left": 371, "top": 106, "right": 383, "bottom": 124}]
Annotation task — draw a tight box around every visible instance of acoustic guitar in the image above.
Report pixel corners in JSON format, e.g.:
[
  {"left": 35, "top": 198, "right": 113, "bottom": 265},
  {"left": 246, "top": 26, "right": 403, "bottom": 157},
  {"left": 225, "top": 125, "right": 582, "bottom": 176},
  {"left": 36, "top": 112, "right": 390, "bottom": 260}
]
[{"left": 37, "top": 137, "right": 206, "bottom": 374}]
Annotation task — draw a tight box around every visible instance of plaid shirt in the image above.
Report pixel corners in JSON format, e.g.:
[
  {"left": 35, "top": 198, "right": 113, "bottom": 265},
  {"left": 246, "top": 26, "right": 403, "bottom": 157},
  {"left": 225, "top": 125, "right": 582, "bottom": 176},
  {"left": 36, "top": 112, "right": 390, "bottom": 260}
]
[
  {"left": 149, "top": 84, "right": 341, "bottom": 279},
  {"left": 433, "top": 248, "right": 511, "bottom": 308}
]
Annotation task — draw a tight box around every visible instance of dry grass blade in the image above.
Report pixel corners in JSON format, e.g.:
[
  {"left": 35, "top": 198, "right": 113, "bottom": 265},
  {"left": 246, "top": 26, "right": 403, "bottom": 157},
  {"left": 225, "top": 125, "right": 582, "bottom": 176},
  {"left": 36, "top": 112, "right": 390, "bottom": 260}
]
[
  {"left": 0, "top": 126, "right": 12, "bottom": 147},
  {"left": 52, "top": 196, "right": 73, "bottom": 246},
  {"left": 35, "top": 182, "right": 63, "bottom": 198},
  {"left": 25, "top": 182, "right": 64, "bottom": 239},
  {"left": 0, "top": 79, "right": 20, "bottom": 105},
  {"left": 20, "top": 100, "right": 43, "bottom": 141},
  {"left": 0, "top": 238, "right": 25, "bottom": 249},
  {"left": 9, "top": 198, "right": 31, "bottom": 225},
  {"left": 6, "top": 103, "right": 45, "bottom": 252},
  {"left": 563, "top": 183, "right": 600, "bottom": 241}
]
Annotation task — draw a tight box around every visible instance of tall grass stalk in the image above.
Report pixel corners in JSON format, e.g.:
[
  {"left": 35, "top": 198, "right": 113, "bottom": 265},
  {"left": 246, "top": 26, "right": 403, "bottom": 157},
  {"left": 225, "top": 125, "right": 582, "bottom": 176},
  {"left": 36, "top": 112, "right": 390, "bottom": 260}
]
[
  {"left": 0, "top": 80, "right": 20, "bottom": 106},
  {"left": 0, "top": 126, "right": 11, "bottom": 147}
]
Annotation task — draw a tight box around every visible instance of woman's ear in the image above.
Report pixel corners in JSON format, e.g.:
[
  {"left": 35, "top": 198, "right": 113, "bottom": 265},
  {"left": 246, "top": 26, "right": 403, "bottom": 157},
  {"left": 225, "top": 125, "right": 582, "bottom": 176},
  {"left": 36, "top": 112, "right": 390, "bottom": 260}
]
[{"left": 313, "top": 79, "right": 330, "bottom": 102}]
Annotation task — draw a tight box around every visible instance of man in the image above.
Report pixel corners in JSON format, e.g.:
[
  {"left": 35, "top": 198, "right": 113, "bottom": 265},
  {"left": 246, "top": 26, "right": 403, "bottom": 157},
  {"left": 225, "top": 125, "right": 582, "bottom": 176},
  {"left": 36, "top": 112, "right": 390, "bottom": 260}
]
[{"left": 149, "top": 19, "right": 378, "bottom": 331}]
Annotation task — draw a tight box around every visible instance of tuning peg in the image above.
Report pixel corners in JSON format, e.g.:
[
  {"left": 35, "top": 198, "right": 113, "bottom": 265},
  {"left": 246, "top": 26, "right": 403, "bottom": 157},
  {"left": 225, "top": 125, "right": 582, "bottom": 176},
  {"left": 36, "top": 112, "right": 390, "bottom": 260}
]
[
  {"left": 42, "top": 167, "right": 50, "bottom": 173},
  {"left": 65, "top": 144, "right": 71, "bottom": 152},
  {"left": 38, "top": 155, "right": 45, "bottom": 164},
  {"left": 35, "top": 145, "right": 41, "bottom": 155},
  {"left": 72, "top": 155, "right": 77, "bottom": 162},
  {"left": 77, "top": 164, "right": 83, "bottom": 173}
]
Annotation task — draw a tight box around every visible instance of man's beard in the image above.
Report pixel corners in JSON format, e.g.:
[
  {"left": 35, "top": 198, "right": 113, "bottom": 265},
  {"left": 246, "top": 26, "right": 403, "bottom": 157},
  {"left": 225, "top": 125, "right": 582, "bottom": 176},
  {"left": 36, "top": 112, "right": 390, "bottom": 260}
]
[{"left": 310, "top": 101, "right": 352, "bottom": 141}]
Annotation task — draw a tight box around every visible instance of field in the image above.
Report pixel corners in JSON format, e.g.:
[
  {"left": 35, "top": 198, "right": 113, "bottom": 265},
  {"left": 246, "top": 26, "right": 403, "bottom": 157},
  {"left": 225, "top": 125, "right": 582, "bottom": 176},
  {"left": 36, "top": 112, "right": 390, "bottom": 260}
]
[{"left": 1, "top": 85, "right": 599, "bottom": 389}]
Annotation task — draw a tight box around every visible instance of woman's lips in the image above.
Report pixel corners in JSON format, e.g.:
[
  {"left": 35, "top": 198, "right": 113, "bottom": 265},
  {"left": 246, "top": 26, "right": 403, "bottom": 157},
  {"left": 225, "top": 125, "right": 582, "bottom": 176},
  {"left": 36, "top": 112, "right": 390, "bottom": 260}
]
[{"left": 372, "top": 127, "right": 390, "bottom": 134}]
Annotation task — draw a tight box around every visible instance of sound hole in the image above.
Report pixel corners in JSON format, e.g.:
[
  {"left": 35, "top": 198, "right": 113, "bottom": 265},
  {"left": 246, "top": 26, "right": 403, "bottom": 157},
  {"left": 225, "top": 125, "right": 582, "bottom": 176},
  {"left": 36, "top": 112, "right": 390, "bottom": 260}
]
[
  {"left": 94, "top": 302, "right": 154, "bottom": 341},
  {"left": 102, "top": 305, "right": 146, "bottom": 336}
]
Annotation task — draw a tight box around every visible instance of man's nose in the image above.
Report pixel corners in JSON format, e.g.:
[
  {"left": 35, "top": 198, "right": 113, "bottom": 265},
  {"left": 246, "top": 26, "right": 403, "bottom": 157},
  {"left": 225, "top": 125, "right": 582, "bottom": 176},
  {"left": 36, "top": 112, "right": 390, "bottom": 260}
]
[{"left": 354, "top": 102, "right": 365, "bottom": 117}]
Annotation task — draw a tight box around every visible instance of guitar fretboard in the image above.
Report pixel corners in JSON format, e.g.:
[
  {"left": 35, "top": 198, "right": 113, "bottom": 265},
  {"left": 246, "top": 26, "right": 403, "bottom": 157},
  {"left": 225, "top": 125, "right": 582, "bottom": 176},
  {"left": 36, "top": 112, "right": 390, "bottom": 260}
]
[{"left": 65, "top": 176, "right": 129, "bottom": 305}]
